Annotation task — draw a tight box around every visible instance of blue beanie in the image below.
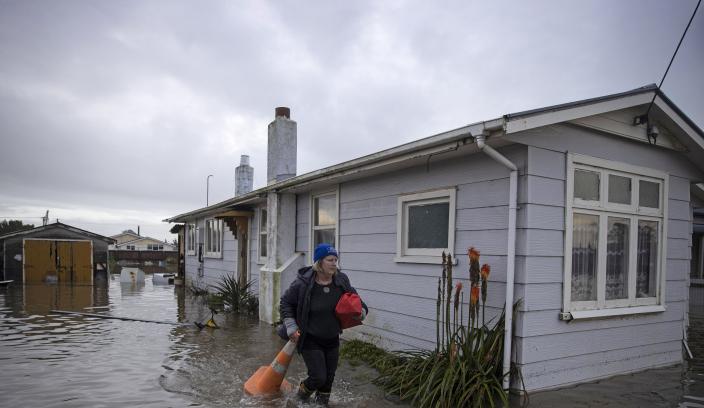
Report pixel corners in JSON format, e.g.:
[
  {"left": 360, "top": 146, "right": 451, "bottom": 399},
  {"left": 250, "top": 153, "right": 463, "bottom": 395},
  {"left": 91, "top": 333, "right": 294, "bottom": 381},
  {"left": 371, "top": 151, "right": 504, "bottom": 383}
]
[{"left": 314, "top": 243, "right": 338, "bottom": 263}]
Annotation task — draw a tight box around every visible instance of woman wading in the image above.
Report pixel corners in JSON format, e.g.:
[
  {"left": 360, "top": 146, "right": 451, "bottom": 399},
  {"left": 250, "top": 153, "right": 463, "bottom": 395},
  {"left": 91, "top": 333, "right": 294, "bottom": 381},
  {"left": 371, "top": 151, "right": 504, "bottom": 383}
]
[{"left": 280, "top": 243, "right": 368, "bottom": 405}]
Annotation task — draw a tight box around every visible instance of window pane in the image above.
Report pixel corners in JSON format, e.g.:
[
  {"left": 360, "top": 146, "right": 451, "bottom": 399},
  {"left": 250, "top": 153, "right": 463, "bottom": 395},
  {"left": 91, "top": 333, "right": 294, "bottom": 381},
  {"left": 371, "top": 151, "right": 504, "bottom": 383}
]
[
  {"left": 608, "top": 175, "right": 631, "bottom": 205},
  {"left": 260, "top": 209, "right": 267, "bottom": 230},
  {"left": 574, "top": 170, "right": 600, "bottom": 201},
  {"left": 408, "top": 202, "right": 449, "bottom": 249},
  {"left": 637, "top": 220, "right": 658, "bottom": 298},
  {"left": 260, "top": 234, "right": 267, "bottom": 257},
  {"left": 692, "top": 235, "right": 702, "bottom": 280},
  {"left": 572, "top": 213, "right": 598, "bottom": 301},
  {"left": 314, "top": 229, "right": 336, "bottom": 248},
  {"left": 639, "top": 181, "right": 660, "bottom": 209},
  {"left": 606, "top": 217, "right": 629, "bottom": 300},
  {"left": 315, "top": 195, "right": 336, "bottom": 226}
]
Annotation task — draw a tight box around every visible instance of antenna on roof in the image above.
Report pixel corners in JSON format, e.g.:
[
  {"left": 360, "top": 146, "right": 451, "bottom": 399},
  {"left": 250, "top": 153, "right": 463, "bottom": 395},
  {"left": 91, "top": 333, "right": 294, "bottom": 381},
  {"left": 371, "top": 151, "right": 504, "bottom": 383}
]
[{"left": 42, "top": 211, "right": 49, "bottom": 226}]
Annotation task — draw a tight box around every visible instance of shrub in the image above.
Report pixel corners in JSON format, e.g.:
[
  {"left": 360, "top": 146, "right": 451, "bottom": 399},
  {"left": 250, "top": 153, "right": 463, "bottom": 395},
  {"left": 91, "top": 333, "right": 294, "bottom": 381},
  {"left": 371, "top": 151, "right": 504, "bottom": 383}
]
[
  {"left": 214, "top": 274, "right": 258, "bottom": 315},
  {"left": 372, "top": 249, "right": 521, "bottom": 408}
]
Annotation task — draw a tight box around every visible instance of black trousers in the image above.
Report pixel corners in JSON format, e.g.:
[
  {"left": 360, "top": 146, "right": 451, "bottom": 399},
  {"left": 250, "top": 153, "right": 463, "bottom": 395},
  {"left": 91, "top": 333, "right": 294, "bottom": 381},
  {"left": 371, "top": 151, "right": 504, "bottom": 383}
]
[{"left": 300, "top": 334, "right": 339, "bottom": 393}]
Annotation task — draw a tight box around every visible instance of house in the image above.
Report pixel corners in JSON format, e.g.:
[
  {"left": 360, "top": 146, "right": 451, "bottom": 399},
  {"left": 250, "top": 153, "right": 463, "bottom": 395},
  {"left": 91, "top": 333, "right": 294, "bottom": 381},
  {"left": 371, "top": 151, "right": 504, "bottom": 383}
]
[
  {"left": 0, "top": 222, "right": 115, "bottom": 284},
  {"left": 109, "top": 230, "right": 176, "bottom": 251},
  {"left": 165, "top": 86, "right": 704, "bottom": 392}
]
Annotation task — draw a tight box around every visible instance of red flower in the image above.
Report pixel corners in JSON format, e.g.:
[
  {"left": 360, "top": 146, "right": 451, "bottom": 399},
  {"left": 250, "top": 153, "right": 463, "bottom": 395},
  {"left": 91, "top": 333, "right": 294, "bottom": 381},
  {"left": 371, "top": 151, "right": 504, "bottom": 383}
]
[
  {"left": 481, "top": 264, "right": 490, "bottom": 281},
  {"left": 468, "top": 247, "right": 480, "bottom": 263},
  {"left": 470, "top": 285, "right": 480, "bottom": 305}
]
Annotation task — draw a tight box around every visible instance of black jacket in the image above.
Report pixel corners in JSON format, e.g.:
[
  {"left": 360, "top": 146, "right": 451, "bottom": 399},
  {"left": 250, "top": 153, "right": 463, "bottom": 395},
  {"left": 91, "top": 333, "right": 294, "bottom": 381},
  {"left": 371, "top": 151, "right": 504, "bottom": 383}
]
[{"left": 280, "top": 266, "right": 368, "bottom": 352}]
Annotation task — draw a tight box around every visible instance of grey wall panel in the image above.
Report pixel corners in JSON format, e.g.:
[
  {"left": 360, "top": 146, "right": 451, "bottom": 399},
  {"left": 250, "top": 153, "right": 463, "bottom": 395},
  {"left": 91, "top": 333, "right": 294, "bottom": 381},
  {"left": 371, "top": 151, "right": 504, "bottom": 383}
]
[
  {"left": 669, "top": 199, "right": 690, "bottom": 221},
  {"left": 668, "top": 237, "right": 691, "bottom": 260},
  {"left": 527, "top": 146, "right": 566, "bottom": 180},
  {"left": 296, "top": 192, "right": 310, "bottom": 254},
  {"left": 666, "top": 280, "right": 687, "bottom": 302},
  {"left": 514, "top": 256, "right": 564, "bottom": 284},
  {"left": 517, "top": 341, "right": 681, "bottom": 391},
  {"left": 339, "top": 215, "right": 396, "bottom": 235},
  {"left": 516, "top": 229, "right": 564, "bottom": 257},
  {"left": 514, "top": 282, "right": 563, "bottom": 311},
  {"left": 526, "top": 176, "right": 565, "bottom": 206},
  {"left": 456, "top": 178, "right": 510, "bottom": 209},
  {"left": 670, "top": 175, "right": 691, "bottom": 201},
  {"left": 339, "top": 195, "right": 397, "bottom": 218},
  {"left": 340, "top": 233, "right": 396, "bottom": 254},
  {"left": 668, "top": 220, "right": 690, "bottom": 239},
  {"left": 517, "top": 204, "right": 564, "bottom": 230},
  {"left": 667, "top": 259, "right": 689, "bottom": 281},
  {"left": 516, "top": 320, "right": 682, "bottom": 364},
  {"left": 455, "top": 230, "right": 508, "bottom": 256},
  {"left": 456, "top": 206, "right": 509, "bottom": 230}
]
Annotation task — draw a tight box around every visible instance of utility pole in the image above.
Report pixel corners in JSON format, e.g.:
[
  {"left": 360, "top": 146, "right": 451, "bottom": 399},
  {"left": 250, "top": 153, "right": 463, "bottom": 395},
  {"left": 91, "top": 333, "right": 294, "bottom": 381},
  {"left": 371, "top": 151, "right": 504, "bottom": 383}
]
[{"left": 207, "top": 174, "right": 214, "bottom": 206}]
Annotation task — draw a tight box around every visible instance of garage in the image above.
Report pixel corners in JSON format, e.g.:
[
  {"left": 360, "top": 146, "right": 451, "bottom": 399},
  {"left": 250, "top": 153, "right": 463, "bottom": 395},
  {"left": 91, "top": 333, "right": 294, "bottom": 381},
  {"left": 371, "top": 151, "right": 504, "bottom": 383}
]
[{"left": 23, "top": 239, "right": 93, "bottom": 284}]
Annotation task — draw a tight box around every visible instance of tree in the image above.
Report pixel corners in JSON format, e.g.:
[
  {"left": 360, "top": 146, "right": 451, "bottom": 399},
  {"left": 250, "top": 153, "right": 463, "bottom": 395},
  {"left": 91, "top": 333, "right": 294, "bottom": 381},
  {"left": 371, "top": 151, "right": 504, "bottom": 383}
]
[{"left": 0, "top": 220, "right": 35, "bottom": 235}]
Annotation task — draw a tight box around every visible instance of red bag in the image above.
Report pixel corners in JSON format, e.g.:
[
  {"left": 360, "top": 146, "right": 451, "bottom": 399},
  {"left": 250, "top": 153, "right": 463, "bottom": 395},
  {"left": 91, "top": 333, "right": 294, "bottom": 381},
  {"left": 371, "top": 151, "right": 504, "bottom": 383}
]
[{"left": 335, "top": 292, "right": 363, "bottom": 329}]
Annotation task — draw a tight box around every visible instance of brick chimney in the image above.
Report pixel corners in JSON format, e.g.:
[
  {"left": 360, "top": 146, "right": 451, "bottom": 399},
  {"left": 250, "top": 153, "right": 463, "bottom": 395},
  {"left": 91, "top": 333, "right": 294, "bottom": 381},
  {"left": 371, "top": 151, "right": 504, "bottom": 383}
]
[
  {"left": 235, "top": 155, "right": 253, "bottom": 196},
  {"left": 267, "top": 107, "right": 297, "bottom": 185}
]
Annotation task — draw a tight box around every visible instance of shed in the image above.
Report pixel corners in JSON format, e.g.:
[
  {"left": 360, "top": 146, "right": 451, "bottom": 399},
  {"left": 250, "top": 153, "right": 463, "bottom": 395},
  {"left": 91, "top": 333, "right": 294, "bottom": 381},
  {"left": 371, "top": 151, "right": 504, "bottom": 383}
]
[{"left": 0, "top": 222, "right": 115, "bottom": 284}]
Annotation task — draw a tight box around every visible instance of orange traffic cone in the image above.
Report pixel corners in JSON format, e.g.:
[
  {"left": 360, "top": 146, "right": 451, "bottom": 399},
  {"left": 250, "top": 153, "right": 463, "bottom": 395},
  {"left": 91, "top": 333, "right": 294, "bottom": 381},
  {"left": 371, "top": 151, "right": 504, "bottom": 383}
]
[{"left": 244, "top": 339, "right": 296, "bottom": 395}]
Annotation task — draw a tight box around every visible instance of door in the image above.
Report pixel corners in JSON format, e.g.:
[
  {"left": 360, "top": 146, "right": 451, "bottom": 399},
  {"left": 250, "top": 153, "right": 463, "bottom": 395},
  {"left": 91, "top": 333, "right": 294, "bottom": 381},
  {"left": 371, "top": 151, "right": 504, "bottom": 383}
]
[
  {"left": 236, "top": 216, "right": 249, "bottom": 286},
  {"left": 24, "top": 239, "right": 93, "bottom": 284}
]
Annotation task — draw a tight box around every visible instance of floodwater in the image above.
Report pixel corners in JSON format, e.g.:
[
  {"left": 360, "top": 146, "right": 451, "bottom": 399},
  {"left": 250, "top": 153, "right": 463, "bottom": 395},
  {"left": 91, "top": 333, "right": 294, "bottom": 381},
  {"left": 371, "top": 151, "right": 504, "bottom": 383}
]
[
  {"left": 1, "top": 277, "right": 702, "bottom": 408},
  {"left": 0, "top": 277, "right": 393, "bottom": 407}
]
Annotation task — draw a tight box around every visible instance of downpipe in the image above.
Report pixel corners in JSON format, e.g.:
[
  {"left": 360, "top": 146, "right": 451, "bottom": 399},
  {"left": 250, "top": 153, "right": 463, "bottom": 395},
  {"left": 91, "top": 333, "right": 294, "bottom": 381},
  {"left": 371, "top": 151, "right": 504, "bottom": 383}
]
[{"left": 474, "top": 131, "right": 517, "bottom": 391}]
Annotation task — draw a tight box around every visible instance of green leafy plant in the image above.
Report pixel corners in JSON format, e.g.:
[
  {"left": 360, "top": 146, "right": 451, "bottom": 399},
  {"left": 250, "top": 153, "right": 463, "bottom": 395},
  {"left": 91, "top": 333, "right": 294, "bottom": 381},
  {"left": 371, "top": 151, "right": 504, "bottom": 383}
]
[
  {"left": 214, "top": 274, "right": 258, "bottom": 315},
  {"left": 372, "top": 248, "right": 522, "bottom": 408}
]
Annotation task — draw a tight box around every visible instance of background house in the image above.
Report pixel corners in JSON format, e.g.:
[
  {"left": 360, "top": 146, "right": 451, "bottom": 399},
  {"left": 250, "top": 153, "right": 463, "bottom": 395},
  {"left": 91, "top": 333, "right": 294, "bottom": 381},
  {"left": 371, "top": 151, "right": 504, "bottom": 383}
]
[
  {"left": 166, "top": 86, "right": 704, "bottom": 391},
  {"left": 0, "top": 222, "right": 115, "bottom": 284}
]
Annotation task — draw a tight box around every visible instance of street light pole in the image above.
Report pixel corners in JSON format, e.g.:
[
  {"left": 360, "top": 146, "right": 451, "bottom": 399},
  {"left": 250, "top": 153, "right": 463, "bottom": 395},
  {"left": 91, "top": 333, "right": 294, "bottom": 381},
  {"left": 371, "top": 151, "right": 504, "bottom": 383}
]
[{"left": 207, "top": 174, "right": 213, "bottom": 206}]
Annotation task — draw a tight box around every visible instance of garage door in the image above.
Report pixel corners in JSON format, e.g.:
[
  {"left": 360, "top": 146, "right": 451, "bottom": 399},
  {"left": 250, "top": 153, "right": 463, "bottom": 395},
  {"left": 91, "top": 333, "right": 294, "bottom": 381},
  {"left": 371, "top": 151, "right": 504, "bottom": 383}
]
[{"left": 24, "top": 239, "right": 93, "bottom": 284}]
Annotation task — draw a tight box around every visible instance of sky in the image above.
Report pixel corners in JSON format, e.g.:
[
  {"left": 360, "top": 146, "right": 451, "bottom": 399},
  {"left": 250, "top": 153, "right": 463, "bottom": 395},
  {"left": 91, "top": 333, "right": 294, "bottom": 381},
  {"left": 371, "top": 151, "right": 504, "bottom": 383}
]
[{"left": 0, "top": 0, "right": 702, "bottom": 242}]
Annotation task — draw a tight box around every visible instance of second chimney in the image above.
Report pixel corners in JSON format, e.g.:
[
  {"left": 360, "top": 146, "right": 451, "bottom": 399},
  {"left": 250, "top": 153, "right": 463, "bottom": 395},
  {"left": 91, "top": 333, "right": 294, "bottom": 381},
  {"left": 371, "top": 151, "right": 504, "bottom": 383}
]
[
  {"left": 267, "top": 107, "right": 297, "bottom": 185},
  {"left": 235, "top": 155, "right": 253, "bottom": 196}
]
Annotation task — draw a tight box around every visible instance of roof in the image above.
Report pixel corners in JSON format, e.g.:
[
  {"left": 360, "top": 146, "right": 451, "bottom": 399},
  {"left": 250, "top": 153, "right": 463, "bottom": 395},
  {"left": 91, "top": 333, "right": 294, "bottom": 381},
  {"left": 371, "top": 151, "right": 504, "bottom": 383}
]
[
  {"left": 165, "top": 85, "right": 703, "bottom": 223},
  {"left": 0, "top": 222, "right": 116, "bottom": 243},
  {"left": 115, "top": 236, "right": 175, "bottom": 247}
]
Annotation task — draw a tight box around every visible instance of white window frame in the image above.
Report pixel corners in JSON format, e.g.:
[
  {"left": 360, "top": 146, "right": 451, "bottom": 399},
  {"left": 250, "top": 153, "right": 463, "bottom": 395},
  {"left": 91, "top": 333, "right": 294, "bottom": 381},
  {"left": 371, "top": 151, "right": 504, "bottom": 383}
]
[
  {"left": 187, "top": 223, "right": 196, "bottom": 255},
  {"left": 147, "top": 244, "right": 163, "bottom": 251},
  {"left": 258, "top": 207, "right": 268, "bottom": 264},
  {"left": 395, "top": 188, "right": 456, "bottom": 264},
  {"left": 309, "top": 188, "right": 339, "bottom": 264},
  {"left": 563, "top": 153, "right": 668, "bottom": 319},
  {"left": 204, "top": 218, "right": 223, "bottom": 258},
  {"left": 126, "top": 244, "right": 135, "bottom": 250}
]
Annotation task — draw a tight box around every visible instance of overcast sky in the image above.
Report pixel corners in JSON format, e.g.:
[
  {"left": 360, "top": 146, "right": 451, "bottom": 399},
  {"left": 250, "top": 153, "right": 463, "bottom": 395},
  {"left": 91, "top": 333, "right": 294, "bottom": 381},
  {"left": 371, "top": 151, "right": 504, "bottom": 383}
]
[{"left": 1, "top": 0, "right": 702, "bottom": 241}]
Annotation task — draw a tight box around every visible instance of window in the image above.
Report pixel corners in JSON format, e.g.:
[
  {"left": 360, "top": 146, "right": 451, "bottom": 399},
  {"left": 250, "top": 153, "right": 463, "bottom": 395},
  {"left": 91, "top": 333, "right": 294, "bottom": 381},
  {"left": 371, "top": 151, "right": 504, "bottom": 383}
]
[
  {"left": 204, "top": 219, "right": 223, "bottom": 258},
  {"left": 564, "top": 154, "right": 667, "bottom": 315},
  {"left": 311, "top": 191, "right": 338, "bottom": 258},
  {"left": 258, "top": 208, "right": 267, "bottom": 263},
  {"left": 187, "top": 223, "right": 196, "bottom": 255},
  {"left": 126, "top": 244, "right": 136, "bottom": 250},
  {"left": 396, "top": 188, "right": 456, "bottom": 263},
  {"left": 147, "top": 244, "right": 163, "bottom": 251}
]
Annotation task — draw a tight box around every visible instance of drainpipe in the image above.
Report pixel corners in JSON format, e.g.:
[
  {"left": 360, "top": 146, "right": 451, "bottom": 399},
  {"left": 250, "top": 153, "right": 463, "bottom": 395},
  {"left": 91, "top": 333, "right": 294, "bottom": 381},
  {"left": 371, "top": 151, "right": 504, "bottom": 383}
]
[{"left": 474, "top": 130, "right": 517, "bottom": 391}]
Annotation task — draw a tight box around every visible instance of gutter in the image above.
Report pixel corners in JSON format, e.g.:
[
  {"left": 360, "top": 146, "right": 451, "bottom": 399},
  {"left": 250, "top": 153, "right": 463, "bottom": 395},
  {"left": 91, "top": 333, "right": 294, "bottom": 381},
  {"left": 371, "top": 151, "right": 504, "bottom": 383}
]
[{"left": 473, "top": 123, "right": 517, "bottom": 392}]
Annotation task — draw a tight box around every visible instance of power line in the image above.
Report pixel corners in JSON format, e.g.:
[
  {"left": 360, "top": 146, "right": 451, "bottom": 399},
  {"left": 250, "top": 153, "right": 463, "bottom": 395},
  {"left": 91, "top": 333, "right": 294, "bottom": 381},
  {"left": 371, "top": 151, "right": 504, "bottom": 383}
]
[{"left": 645, "top": 0, "right": 701, "bottom": 118}]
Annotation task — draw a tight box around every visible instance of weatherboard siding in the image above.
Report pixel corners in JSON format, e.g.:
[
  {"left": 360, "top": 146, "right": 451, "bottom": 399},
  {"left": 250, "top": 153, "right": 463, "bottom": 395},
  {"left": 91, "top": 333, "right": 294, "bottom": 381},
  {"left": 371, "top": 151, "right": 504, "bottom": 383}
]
[
  {"left": 183, "top": 218, "right": 238, "bottom": 290},
  {"left": 331, "top": 146, "right": 527, "bottom": 350},
  {"left": 511, "top": 138, "right": 697, "bottom": 391}
]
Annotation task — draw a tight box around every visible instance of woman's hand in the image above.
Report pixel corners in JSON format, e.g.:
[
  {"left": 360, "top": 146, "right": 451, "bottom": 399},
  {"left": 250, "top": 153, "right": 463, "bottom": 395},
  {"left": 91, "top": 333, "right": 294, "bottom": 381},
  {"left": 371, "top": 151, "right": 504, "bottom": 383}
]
[{"left": 290, "top": 330, "right": 301, "bottom": 343}]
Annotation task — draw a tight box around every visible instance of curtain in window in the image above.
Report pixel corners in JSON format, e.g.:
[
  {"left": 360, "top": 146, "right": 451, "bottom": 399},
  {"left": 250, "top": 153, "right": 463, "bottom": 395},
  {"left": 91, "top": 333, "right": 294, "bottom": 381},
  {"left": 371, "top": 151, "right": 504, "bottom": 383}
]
[
  {"left": 606, "top": 217, "right": 629, "bottom": 300},
  {"left": 572, "top": 213, "right": 599, "bottom": 301},
  {"left": 637, "top": 220, "right": 658, "bottom": 298}
]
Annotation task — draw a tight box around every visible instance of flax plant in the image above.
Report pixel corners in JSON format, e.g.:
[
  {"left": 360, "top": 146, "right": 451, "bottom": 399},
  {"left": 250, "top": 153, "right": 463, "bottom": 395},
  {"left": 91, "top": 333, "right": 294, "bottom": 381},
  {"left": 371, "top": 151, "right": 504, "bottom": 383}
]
[{"left": 374, "top": 247, "right": 520, "bottom": 408}]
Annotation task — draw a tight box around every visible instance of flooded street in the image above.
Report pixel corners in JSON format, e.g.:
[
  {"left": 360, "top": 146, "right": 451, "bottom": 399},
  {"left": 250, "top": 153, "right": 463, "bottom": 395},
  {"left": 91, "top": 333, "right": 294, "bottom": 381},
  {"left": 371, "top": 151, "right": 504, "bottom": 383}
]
[
  {"left": 1, "top": 277, "right": 703, "bottom": 407},
  {"left": 0, "top": 277, "right": 392, "bottom": 407}
]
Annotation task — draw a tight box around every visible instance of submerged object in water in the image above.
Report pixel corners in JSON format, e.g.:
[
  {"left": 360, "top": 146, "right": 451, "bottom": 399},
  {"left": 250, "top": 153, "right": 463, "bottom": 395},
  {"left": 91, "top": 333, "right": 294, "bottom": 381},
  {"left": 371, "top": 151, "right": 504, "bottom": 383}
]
[
  {"left": 153, "top": 273, "right": 175, "bottom": 285},
  {"left": 120, "top": 268, "right": 145, "bottom": 284}
]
